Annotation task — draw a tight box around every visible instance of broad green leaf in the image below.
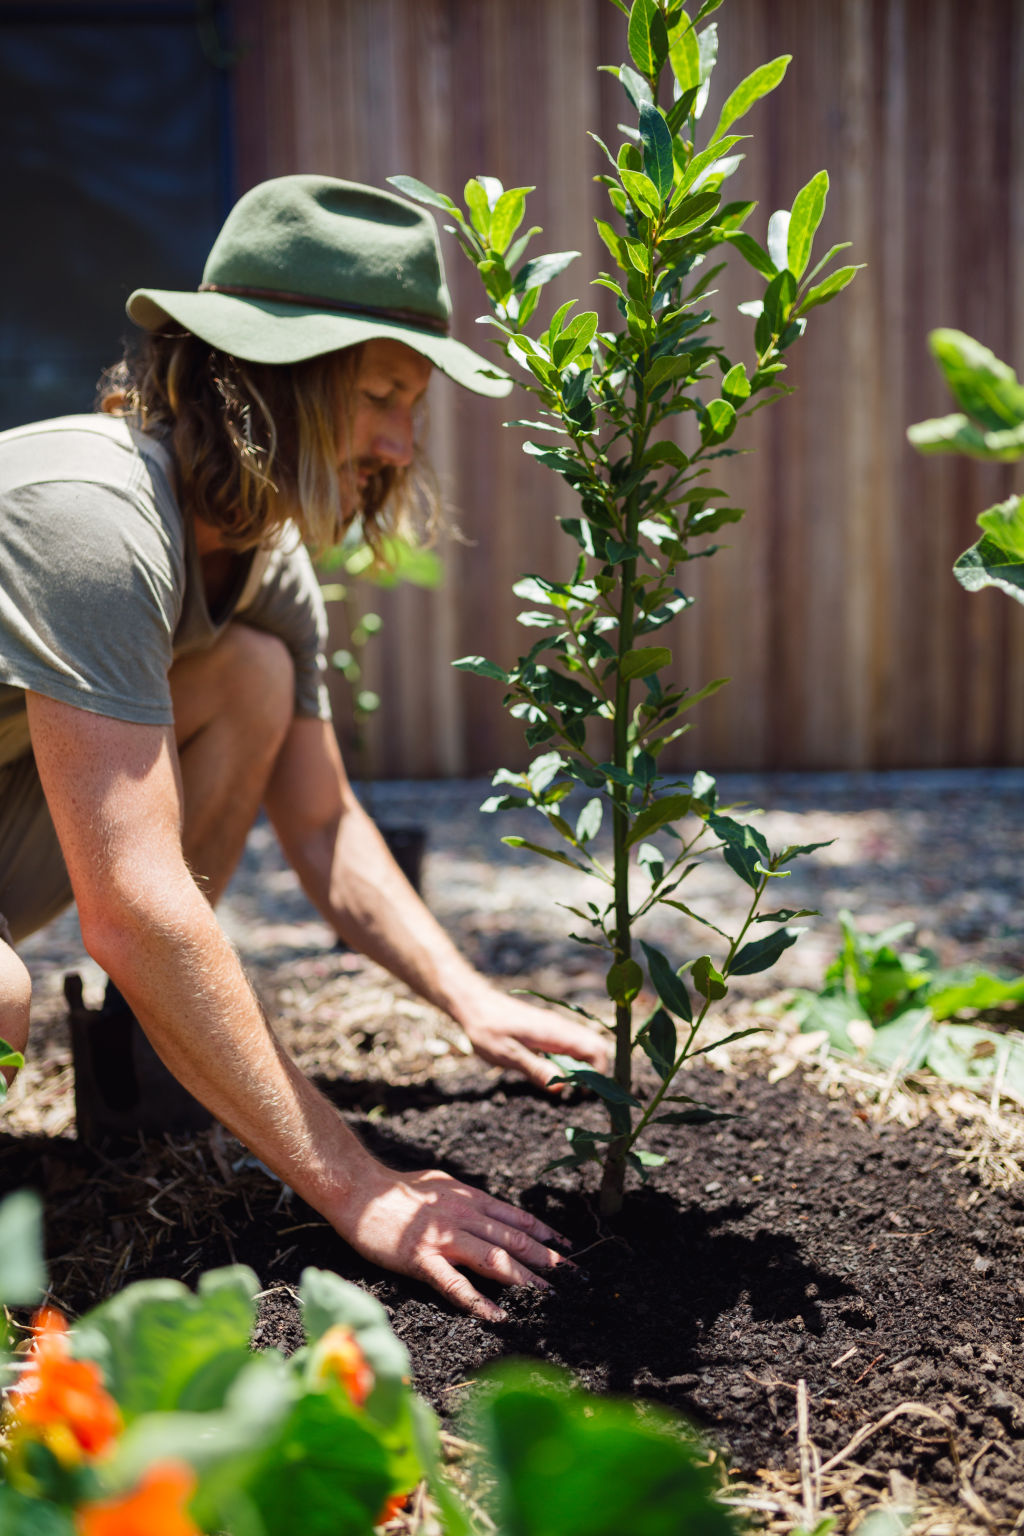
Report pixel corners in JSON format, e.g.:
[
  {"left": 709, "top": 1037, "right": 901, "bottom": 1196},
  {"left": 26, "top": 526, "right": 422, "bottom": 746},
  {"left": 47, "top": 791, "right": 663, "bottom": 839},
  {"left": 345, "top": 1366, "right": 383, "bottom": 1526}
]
[
  {"left": 977, "top": 494, "right": 1024, "bottom": 560},
  {"left": 638, "top": 103, "right": 674, "bottom": 200},
  {"left": 722, "top": 362, "right": 751, "bottom": 400},
  {"left": 546, "top": 1058, "right": 642, "bottom": 1107},
  {"left": 925, "top": 964, "right": 1024, "bottom": 1020},
  {"left": 730, "top": 926, "right": 803, "bottom": 976},
  {"left": 576, "top": 796, "right": 604, "bottom": 844},
  {"left": 300, "top": 1268, "right": 411, "bottom": 1398},
  {"left": 0, "top": 1190, "right": 45, "bottom": 1305},
  {"left": 908, "top": 413, "right": 1024, "bottom": 462},
  {"left": 708, "top": 812, "right": 769, "bottom": 889},
  {"left": 628, "top": 0, "right": 669, "bottom": 77},
  {"left": 607, "top": 957, "right": 644, "bottom": 1004},
  {"left": 661, "top": 189, "right": 720, "bottom": 238},
  {"left": 692, "top": 955, "right": 727, "bottom": 1000},
  {"left": 0, "top": 1486, "right": 76, "bottom": 1535},
  {"left": 796, "top": 263, "right": 862, "bottom": 313},
  {"left": 703, "top": 398, "right": 737, "bottom": 442},
  {"left": 469, "top": 1363, "right": 733, "bottom": 1536},
  {"left": 678, "top": 136, "right": 745, "bottom": 196},
  {"left": 595, "top": 218, "right": 629, "bottom": 269},
  {"left": 645, "top": 354, "right": 695, "bottom": 391},
  {"left": 452, "top": 654, "right": 509, "bottom": 682},
  {"left": 787, "top": 170, "right": 829, "bottom": 279},
  {"left": 386, "top": 174, "right": 456, "bottom": 213},
  {"left": 621, "top": 168, "right": 664, "bottom": 217},
  {"left": 644, "top": 438, "right": 690, "bottom": 469},
  {"left": 668, "top": 13, "right": 700, "bottom": 93},
  {"left": 464, "top": 179, "right": 492, "bottom": 237},
  {"left": 923, "top": 1025, "right": 1024, "bottom": 1106},
  {"left": 621, "top": 645, "right": 672, "bottom": 681},
  {"left": 640, "top": 941, "right": 693, "bottom": 1022},
  {"left": 490, "top": 187, "right": 533, "bottom": 255},
  {"left": 512, "top": 250, "right": 580, "bottom": 294},
  {"left": 766, "top": 209, "right": 791, "bottom": 273},
  {"left": 866, "top": 1006, "right": 932, "bottom": 1072},
  {"left": 928, "top": 328, "right": 1024, "bottom": 431},
  {"left": 791, "top": 990, "right": 870, "bottom": 1052},
  {"left": 711, "top": 55, "right": 791, "bottom": 143},
  {"left": 626, "top": 792, "right": 692, "bottom": 846},
  {"left": 553, "top": 311, "right": 599, "bottom": 372},
  {"left": 73, "top": 1266, "right": 259, "bottom": 1421},
  {"left": 953, "top": 538, "right": 1024, "bottom": 604},
  {"left": 502, "top": 837, "right": 585, "bottom": 872}
]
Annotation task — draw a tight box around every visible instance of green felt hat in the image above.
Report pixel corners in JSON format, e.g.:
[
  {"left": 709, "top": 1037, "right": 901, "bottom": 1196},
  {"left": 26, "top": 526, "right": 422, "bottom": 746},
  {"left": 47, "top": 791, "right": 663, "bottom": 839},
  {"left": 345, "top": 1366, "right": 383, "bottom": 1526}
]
[{"left": 127, "top": 174, "right": 511, "bottom": 397}]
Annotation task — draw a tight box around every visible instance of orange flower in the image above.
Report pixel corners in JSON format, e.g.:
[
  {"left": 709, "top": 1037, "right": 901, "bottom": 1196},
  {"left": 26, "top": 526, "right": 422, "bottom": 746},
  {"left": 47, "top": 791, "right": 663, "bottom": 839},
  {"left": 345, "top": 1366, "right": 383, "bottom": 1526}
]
[
  {"left": 75, "top": 1461, "right": 200, "bottom": 1536},
  {"left": 315, "top": 1324, "right": 374, "bottom": 1407},
  {"left": 8, "top": 1308, "right": 121, "bottom": 1461},
  {"left": 378, "top": 1490, "right": 411, "bottom": 1525}
]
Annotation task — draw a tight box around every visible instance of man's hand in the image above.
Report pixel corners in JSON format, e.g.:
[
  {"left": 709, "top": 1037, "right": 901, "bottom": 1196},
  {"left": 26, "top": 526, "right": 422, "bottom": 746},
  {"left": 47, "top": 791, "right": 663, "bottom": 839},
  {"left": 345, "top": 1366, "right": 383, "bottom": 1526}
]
[
  {"left": 336, "top": 1162, "right": 570, "bottom": 1322},
  {"left": 461, "top": 989, "right": 610, "bottom": 1091}
]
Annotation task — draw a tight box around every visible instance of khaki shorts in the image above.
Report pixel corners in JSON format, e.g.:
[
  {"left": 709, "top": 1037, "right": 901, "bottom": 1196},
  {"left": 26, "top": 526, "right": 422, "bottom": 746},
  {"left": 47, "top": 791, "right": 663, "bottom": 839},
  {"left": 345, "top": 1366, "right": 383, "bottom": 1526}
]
[{"left": 0, "top": 752, "right": 74, "bottom": 946}]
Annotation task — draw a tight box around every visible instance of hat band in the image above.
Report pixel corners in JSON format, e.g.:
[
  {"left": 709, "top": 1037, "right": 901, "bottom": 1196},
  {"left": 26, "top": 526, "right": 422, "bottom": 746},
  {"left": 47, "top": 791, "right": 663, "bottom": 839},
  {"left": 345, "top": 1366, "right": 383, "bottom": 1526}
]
[{"left": 198, "top": 282, "right": 450, "bottom": 336}]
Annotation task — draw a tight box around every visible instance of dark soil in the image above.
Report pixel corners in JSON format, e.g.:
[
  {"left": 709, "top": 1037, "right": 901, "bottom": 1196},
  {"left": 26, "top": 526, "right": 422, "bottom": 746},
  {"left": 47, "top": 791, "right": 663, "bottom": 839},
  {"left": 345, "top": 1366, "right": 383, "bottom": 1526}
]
[{"left": 7, "top": 1062, "right": 1024, "bottom": 1525}]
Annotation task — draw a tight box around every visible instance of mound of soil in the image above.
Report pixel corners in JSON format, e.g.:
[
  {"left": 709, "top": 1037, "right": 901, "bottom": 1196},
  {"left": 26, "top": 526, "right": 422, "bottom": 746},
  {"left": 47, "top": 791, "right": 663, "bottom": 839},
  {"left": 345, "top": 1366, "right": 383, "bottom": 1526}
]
[{"left": 9, "top": 1062, "right": 1023, "bottom": 1526}]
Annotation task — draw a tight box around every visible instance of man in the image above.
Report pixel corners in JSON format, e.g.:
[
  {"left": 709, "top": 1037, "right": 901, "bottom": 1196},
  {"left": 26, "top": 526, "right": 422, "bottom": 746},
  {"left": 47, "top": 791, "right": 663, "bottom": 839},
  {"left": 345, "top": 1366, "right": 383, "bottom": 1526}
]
[{"left": 0, "top": 175, "right": 606, "bottom": 1322}]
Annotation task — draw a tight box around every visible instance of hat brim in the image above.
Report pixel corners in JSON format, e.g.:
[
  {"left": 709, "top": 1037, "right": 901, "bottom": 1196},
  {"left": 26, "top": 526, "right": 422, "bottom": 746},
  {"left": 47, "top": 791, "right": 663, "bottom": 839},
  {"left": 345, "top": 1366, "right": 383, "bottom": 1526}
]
[{"left": 126, "top": 289, "right": 512, "bottom": 398}]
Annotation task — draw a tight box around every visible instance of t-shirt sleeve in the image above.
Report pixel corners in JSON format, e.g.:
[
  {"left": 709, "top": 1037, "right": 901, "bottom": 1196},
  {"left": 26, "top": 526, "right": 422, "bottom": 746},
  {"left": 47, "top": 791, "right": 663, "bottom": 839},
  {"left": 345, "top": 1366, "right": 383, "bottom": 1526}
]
[
  {"left": 235, "top": 533, "right": 332, "bottom": 721},
  {"left": 0, "top": 479, "right": 182, "bottom": 724}
]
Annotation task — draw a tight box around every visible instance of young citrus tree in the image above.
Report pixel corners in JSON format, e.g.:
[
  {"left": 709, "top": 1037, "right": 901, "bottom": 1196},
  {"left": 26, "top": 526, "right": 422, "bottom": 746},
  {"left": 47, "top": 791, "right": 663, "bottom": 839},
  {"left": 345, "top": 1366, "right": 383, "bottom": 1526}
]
[{"left": 393, "top": 0, "right": 859, "bottom": 1216}]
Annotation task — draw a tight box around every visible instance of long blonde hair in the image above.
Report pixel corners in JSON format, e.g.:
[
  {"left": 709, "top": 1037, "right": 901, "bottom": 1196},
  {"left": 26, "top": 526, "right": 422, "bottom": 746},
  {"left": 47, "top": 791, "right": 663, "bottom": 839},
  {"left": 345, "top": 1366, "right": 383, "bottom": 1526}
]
[{"left": 98, "top": 329, "right": 436, "bottom": 557}]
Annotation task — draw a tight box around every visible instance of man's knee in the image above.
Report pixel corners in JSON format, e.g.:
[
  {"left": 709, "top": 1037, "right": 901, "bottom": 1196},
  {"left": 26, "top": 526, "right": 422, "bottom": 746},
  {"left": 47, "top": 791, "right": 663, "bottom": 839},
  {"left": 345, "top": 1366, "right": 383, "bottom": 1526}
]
[
  {"left": 0, "top": 941, "right": 31, "bottom": 1058},
  {"left": 172, "top": 624, "right": 295, "bottom": 751}
]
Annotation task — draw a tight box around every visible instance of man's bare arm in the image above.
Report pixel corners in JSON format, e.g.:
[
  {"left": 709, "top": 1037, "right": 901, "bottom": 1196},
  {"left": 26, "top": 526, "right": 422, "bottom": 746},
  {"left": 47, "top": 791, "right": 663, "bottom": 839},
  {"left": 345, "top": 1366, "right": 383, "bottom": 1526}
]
[
  {"left": 264, "top": 716, "right": 609, "bottom": 1088},
  {"left": 26, "top": 692, "right": 568, "bottom": 1319}
]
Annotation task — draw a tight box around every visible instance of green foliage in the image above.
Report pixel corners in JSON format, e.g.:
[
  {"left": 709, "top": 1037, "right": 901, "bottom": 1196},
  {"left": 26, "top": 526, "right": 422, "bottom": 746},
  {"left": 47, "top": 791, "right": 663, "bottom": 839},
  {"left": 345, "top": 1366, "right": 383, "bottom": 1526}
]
[
  {"left": 0, "top": 1034, "right": 24, "bottom": 1104},
  {"left": 390, "top": 0, "right": 857, "bottom": 1216},
  {"left": 908, "top": 329, "right": 1024, "bottom": 604},
  {"left": 786, "top": 910, "right": 1024, "bottom": 1103},
  {"left": 465, "top": 1361, "right": 733, "bottom": 1536},
  {"left": 0, "top": 1191, "right": 45, "bottom": 1310},
  {"left": 1, "top": 1209, "right": 734, "bottom": 1536}
]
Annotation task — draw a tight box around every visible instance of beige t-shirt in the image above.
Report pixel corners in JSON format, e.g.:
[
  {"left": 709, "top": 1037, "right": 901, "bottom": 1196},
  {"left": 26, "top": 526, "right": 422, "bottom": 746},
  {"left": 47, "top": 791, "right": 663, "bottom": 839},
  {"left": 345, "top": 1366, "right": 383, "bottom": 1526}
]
[{"left": 0, "top": 414, "right": 331, "bottom": 767}]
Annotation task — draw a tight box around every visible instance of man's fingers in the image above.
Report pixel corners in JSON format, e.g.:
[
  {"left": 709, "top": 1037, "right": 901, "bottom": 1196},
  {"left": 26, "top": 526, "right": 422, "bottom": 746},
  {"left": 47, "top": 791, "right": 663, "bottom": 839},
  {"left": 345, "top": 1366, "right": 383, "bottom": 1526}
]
[
  {"left": 461, "top": 1213, "right": 562, "bottom": 1274},
  {"left": 418, "top": 1254, "right": 506, "bottom": 1323}
]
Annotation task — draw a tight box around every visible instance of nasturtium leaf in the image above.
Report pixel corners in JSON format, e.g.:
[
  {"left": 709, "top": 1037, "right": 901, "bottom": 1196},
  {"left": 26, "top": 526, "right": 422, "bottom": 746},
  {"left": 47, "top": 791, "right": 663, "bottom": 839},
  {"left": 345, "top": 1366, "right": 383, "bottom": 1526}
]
[
  {"left": 627, "top": 0, "right": 669, "bottom": 77},
  {"left": 730, "top": 925, "right": 804, "bottom": 976},
  {"left": 667, "top": 13, "right": 700, "bottom": 93},
  {"left": 927, "top": 328, "right": 1024, "bottom": 430},
  {"left": 453, "top": 655, "right": 509, "bottom": 682},
  {"left": 692, "top": 955, "right": 727, "bottom": 1000},
  {"left": 73, "top": 1266, "right": 260, "bottom": 1421},
  {"left": 386, "top": 174, "right": 456, "bottom": 212},
  {"left": 620, "top": 646, "right": 672, "bottom": 682},
  {"left": 977, "top": 494, "right": 1024, "bottom": 560},
  {"left": 711, "top": 55, "right": 791, "bottom": 143},
  {"left": 607, "top": 958, "right": 644, "bottom": 1004},
  {"left": 640, "top": 941, "right": 693, "bottom": 1021},
  {"left": 787, "top": 169, "right": 828, "bottom": 279},
  {"left": 796, "top": 263, "right": 862, "bottom": 313},
  {"left": 0, "top": 1486, "right": 75, "bottom": 1535},
  {"left": 638, "top": 103, "right": 674, "bottom": 201},
  {"left": 0, "top": 1189, "right": 45, "bottom": 1305}
]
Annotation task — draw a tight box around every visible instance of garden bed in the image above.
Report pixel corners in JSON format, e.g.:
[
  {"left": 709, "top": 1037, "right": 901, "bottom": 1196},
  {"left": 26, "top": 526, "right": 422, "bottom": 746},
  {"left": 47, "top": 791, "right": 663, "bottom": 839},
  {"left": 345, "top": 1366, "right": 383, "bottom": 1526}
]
[{"left": 3, "top": 771, "right": 1024, "bottom": 1530}]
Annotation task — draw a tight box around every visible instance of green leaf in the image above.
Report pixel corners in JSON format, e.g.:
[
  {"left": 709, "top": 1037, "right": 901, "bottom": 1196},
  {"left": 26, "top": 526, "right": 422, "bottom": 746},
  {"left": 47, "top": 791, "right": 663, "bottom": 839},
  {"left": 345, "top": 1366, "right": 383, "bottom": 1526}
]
[
  {"left": 660, "top": 189, "right": 720, "bottom": 238},
  {"left": 954, "top": 537, "right": 1024, "bottom": 602},
  {"left": 490, "top": 187, "right": 533, "bottom": 255},
  {"left": 607, "top": 958, "right": 644, "bottom": 1004},
  {"left": 576, "top": 796, "right": 604, "bottom": 843},
  {"left": 73, "top": 1266, "right": 259, "bottom": 1421},
  {"left": 645, "top": 354, "right": 695, "bottom": 391},
  {"left": 702, "top": 398, "right": 737, "bottom": 443},
  {"left": 621, "top": 168, "right": 663, "bottom": 217},
  {"left": 469, "top": 1363, "right": 733, "bottom": 1536},
  {"left": 787, "top": 169, "right": 829, "bottom": 279},
  {"left": 553, "top": 311, "right": 599, "bottom": 372},
  {"left": 640, "top": 941, "right": 693, "bottom": 1022},
  {"left": 465, "top": 178, "right": 492, "bottom": 237},
  {"left": 730, "top": 926, "right": 803, "bottom": 976},
  {"left": 0, "top": 1486, "right": 76, "bottom": 1535},
  {"left": 795, "top": 263, "right": 862, "bottom": 313},
  {"left": 627, "top": 0, "right": 669, "bottom": 77},
  {"left": 639, "top": 103, "right": 675, "bottom": 201},
  {"left": 692, "top": 955, "right": 727, "bottom": 1000},
  {"left": 626, "top": 792, "right": 692, "bottom": 846},
  {"left": 722, "top": 362, "right": 752, "bottom": 401},
  {"left": 513, "top": 250, "right": 581, "bottom": 294},
  {"left": 637, "top": 1007, "right": 678, "bottom": 1078},
  {"left": 711, "top": 55, "right": 791, "bottom": 143},
  {"left": 667, "top": 13, "right": 701, "bottom": 93},
  {"left": 716, "top": 229, "right": 777, "bottom": 278},
  {"left": 0, "top": 1190, "right": 45, "bottom": 1306},
  {"left": 925, "top": 966, "right": 1024, "bottom": 1020},
  {"left": 547, "top": 1057, "right": 642, "bottom": 1107},
  {"left": 977, "top": 494, "right": 1024, "bottom": 559},
  {"left": 452, "top": 654, "right": 509, "bottom": 682},
  {"left": 501, "top": 837, "right": 586, "bottom": 871},
  {"left": 655, "top": 1105, "right": 736, "bottom": 1125},
  {"left": 386, "top": 174, "right": 457, "bottom": 213},
  {"left": 755, "top": 906, "right": 818, "bottom": 923},
  {"left": 928, "top": 328, "right": 1024, "bottom": 431},
  {"left": 644, "top": 438, "right": 690, "bottom": 469},
  {"left": 621, "top": 645, "right": 672, "bottom": 682}
]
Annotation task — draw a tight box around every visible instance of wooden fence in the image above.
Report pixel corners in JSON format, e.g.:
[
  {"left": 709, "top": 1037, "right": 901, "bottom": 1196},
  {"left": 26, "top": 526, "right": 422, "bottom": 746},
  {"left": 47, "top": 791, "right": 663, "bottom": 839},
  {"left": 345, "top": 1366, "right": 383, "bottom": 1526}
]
[{"left": 231, "top": 0, "right": 1024, "bottom": 775}]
